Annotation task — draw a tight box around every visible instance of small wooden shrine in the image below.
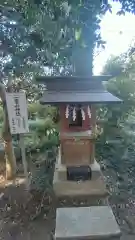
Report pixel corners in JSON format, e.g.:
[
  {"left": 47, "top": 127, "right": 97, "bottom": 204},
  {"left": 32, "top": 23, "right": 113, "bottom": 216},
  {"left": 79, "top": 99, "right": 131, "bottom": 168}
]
[
  {"left": 37, "top": 75, "right": 121, "bottom": 240},
  {"left": 37, "top": 75, "right": 121, "bottom": 200}
]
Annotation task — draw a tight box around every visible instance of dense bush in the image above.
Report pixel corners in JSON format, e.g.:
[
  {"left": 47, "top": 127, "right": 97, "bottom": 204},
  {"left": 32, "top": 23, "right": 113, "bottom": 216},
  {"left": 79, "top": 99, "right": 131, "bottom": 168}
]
[
  {"left": 24, "top": 115, "right": 59, "bottom": 191},
  {"left": 95, "top": 54, "right": 135, "bottom": 207}
]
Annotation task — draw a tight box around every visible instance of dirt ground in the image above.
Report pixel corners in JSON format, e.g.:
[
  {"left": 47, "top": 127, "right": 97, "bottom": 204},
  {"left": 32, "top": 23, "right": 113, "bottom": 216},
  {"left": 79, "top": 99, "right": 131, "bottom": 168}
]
[
  {"left": 0, "top": 173, "right": 135, "bottom": 240},
  {"left": 0, "top": 175, "right": 55, "bottom": 240}
]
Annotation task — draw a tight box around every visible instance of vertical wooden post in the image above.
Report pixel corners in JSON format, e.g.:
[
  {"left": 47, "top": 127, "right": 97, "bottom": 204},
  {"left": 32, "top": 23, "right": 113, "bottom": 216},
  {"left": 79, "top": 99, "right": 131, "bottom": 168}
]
[
  {"left": 20, "top": 134, "right": 29, "bottom": 190},
  {"left": 90, "top": 105, "right": 96, "bottom": 163}
]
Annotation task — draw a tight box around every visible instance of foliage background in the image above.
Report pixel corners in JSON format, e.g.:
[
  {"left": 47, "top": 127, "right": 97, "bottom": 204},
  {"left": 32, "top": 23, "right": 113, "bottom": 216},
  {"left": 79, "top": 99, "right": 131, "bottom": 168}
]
[{"left": 0, "top": 0, "right": 135, "bottom": 202}]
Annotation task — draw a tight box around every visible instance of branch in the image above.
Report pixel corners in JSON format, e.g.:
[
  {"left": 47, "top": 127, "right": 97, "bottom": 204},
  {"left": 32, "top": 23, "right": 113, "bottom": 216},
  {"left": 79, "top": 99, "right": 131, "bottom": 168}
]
[
  {"left": 7, "top": 77, "right": 12, "bottom": 92},
  {"left": 0, "top": 81, "right": 6, "bottom": 102}
]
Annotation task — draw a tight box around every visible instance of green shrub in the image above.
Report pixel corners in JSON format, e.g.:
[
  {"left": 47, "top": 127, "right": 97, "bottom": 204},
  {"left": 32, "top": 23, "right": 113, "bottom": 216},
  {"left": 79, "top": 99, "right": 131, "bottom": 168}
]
[{"left": 0, "top": 106, "right": 3, "bottom": 122}]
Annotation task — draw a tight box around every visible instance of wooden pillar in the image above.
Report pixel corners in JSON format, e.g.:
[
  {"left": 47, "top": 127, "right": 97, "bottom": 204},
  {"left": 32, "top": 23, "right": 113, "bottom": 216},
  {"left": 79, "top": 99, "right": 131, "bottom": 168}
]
[{"left": 90, "top": 105, "right": 96, "bottom": 163}]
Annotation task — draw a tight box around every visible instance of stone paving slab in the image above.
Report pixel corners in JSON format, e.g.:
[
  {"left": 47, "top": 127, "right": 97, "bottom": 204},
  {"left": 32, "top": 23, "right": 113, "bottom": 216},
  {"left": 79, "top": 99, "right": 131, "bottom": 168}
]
[{"left": 55, "top": 206, "right": 121, "bottom": 240}]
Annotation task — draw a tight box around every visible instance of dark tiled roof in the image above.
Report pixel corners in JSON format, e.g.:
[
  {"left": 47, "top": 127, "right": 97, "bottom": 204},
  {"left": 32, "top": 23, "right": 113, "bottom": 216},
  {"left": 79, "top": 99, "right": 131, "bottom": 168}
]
[
  {"left": 36, "top": 75, "right": 112, "bottom": 83},
  {"left": 40, "top": 91, "right": 121, "bottom": 104},
  {"left": 42, "top": 81, "right": 104, "bottom": 91},
  {"left": 36, "top": 75, "right": 122, "bottom": 104}
]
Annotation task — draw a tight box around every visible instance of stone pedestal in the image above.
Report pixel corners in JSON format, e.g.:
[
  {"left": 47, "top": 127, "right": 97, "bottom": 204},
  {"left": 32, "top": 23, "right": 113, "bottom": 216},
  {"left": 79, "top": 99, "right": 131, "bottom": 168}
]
[
  {"left": 54, "top": 149, "right": 108, "bottom": 202},
  {"left": 55, "top": 160, "right": 101, "bottom": 181},
  {"left": 56, "top": 145, "right": 101, "bottom": 180},
  {"left": 53, "top": 171, "right": 108, "bottom": 200},
  {"left": 54, "top": 206, "right": 121, "bottom": 240}
]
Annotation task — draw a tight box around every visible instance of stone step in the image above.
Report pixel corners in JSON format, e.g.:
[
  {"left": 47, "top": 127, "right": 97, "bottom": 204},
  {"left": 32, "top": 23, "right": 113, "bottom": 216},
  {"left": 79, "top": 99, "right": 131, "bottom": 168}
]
[
  {"left": 53, "top": 170, "right": 109, "bottom": 200},
  {"left": 54, "top": 206, "right": 121, "bottom": 240}
]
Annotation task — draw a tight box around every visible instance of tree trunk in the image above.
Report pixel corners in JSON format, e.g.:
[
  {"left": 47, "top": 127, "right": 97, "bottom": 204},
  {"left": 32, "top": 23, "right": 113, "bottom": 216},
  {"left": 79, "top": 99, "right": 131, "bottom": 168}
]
[
  {"left": 72, "top": 2, "right": 99, "bottom": 76},
  {"left": 4, "top": 138, "right": 16, "bottom": 180},
  {"left": 72, "top": 46, "right": 93, "bottom": 76},
  {"left": 0, "top": 83, "right": 16, "bottom": 180}
]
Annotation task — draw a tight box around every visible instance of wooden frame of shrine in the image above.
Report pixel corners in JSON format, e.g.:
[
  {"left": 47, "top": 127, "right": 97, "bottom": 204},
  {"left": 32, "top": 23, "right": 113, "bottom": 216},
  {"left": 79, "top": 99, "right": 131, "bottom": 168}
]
[
  {"left": 37, "top": 75, "right": 122, "bottom": 240},
  {"left": 36, "top": 75, "right": 121, "bottom": 199}
]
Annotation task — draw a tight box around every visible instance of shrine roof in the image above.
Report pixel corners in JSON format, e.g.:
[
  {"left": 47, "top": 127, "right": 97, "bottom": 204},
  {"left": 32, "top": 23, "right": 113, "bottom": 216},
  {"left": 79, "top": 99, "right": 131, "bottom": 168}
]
[
  {"left": 36, "top": 75, "right": 122, "bottom": 104},
  {"left": 40, "top": 91, "right": 121, "bottom": 104},
  {"left": 36, "top": 75, "right": 112, "bottom": 83}
]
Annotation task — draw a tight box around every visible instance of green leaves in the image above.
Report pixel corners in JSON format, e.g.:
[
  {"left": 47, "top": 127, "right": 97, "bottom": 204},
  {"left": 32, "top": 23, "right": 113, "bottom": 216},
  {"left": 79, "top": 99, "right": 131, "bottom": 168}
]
[
  {"left": 75, "top": 28, "right": 82, "bottom": 40},
  {"left": 1, "top": 0, "right": 135, "bottom": 85},
  {"left": 100, "top": 45, "right": 135, "bottom": 152}
]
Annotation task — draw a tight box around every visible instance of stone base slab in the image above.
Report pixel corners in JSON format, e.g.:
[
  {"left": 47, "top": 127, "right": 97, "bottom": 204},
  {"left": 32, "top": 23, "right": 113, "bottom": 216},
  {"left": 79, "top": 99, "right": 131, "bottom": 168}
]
[
  {"left": 55, "top": 206, "right": 121, "bottom": 240},
  {"left": 53, "top": 170, "right": 108, "bottom": 199}
]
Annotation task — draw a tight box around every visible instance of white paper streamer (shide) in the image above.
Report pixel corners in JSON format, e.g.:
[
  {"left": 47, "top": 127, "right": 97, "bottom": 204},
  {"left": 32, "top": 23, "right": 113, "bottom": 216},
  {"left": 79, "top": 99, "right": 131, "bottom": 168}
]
[
  {"left": 65, "top": 105, "right": 69, "bottom": 118},
  {"left": 81, "top": 108, "right": 85, "bottom": 120},
  {"left": 87, "top": 106, "right": 91, "bottom": 118},
  {"left": 73, "top": 107, "right": 76, "bottom": 121}
]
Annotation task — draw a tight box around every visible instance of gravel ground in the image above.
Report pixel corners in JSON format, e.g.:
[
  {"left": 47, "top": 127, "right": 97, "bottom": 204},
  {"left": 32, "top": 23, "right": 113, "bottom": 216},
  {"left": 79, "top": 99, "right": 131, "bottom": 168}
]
[{"left": 0, "top": 162, "right": 134, "bottom": 240}]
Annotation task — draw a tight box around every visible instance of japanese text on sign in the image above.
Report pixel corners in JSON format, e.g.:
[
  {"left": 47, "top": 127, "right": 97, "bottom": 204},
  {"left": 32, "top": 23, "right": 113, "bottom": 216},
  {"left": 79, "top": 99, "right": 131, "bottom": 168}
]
[{"left": 6, "top": 92, "right": 29, "bottom": 134}]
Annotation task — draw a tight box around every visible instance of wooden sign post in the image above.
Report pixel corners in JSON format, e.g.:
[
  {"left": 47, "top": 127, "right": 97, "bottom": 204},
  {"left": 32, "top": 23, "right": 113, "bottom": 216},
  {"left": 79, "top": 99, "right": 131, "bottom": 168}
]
[{"left": 6, "top": 92, "right": 29, "bottom": 190}]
